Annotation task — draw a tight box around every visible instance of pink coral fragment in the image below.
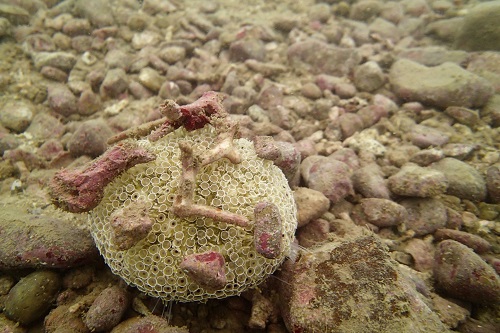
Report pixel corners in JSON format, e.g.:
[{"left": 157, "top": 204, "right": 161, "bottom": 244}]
[
  {"left": 254, "top": 202, "right": 283, "bottom": 259},
  {"left": 48, "top": 141, "right": 155, "bottom": 213},
  {"left": 180, "top": 251, "right": 227, "bottom": 291}
]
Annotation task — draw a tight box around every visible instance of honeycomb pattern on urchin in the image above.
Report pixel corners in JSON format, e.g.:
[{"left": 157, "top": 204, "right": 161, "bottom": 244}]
[{"left": 89, "top": 125, "right": 297, "bottom": 302}]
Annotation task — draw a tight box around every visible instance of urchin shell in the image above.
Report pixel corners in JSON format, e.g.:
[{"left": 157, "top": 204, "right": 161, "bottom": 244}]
[{"left": 88, "top": 125, "right": 297, "bottom": 302}]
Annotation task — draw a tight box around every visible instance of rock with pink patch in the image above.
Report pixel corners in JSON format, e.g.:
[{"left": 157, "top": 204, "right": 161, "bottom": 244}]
[
  {"left": 180, "top": 251, "right": 227, "bottom": 291},
  {"left": 253, "top": 202, "right": 283, "bottom": 259}
]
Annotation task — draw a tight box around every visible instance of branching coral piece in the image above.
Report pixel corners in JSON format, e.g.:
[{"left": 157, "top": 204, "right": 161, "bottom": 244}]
[
  {"left": 172, "top": 119, "right": 249, "bottom": 228},
  {"left": 107, "top": 91, "right": 228, "bottom": 144},
  {"left": 49, "top": 141, "right": 156, "bottom": 213},
  {"left": 149, "top": 91, "right": 227, "bottom": 141}
]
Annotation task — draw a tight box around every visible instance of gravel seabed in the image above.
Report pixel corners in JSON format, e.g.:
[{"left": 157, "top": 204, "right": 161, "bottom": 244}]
[{"left": 0, "top": 0, "right": 499, "bottom": 332}]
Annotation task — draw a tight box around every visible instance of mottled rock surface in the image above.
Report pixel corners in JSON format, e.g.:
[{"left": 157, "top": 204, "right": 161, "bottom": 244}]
[
  {"left": 389, "top": 59, "right": 494, "bottom": 108},
  {"left": 279, "top": 235, "right": 450, "bottom": 333}
]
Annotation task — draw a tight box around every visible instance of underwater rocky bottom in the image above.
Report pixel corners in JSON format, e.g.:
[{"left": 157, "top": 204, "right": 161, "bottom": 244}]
[{"left": 0, "top": 0, "right": 499, "bottom": 332}]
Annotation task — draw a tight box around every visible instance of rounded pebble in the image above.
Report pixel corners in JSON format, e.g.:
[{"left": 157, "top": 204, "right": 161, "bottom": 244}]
[
  {"left": 67, "top": 119, "right": 113, "bottom": 158},
  {"left": 229, "top": 38, "right": 266, "bottom": 62},
  {"left": 301, "top": 82, "right": 323, "bottom": 99},
  {"left": 388, "top": 163, "right": 448, "bottom": 197},
  {"left": 0, "top": 100, "right": 34, "bottom": 133},
  {"left": 47, "top": 84, "right": 78, "bottom": 117},
  {"left": 84, "top": 286, "right": 129, "bottom": 332},
  {"left": 293, "top": 187, "right": 330, "bottom": 228},
  {"left": 352, "top": 164, "right": 391, "bottom": 199},
  {"left": 300, "top": 156, "right": 354, "bottom": 204},
  {"left": 4, "top": 270, "right": 61, "bottom": 325},
  {"left": 404, "top": 238, "right": 435, "bottom": 272},
  {"left": 400, "top": 198, "right": 447, "bottom": 236},
  {"left": 0, "top": 210, "right": 99, "bottom": 270},
  {"left": 434, "top": 240, "right": 500, "bottom": 305},
  {"left": 486, "top": 164, "right": 500, "bottom": 203},
  {"left": 434, "top": 228, "right": 491, "bottom": 254},
  {"left": 44, "top": 304, "right": 89, "bottom": 333},
  {"left": 353, "top": 60, "right": 385, "bottom": 92},
  {"left": 359, "top": 198, "right": 407, "bottom": 228},
  {"left": 110, "top": 315, "right": 188, "bottom": 333},
  {"left": 431, "top": 157, "right": 487, "bottom": 201},
  {"left": 409, "top": 124, "right": 449, "bottom": 148},
  {"left": 100, "top": 68, "right": 129, "bottom": 99},
  {"left": 389, "top": 59, "right": 494, "bottom": 109}
]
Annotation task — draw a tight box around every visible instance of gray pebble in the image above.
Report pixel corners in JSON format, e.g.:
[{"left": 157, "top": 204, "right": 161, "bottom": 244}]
[
  {"left": 441, "top": 143, "right": 476, "bottom": 160},
  {"left": 454, "top": 1, "right": 500, "bottom": 52},
  {"left": 294, "top": 187, "right": 330, "bottom": 228},
  {"left": 159, "top": 46, "right": 186, "bottom": 64},
  {"left": 486, "top": 164, "right": 500, "bottom": 203},
  {"left": 26, "top": 112, "right": 65, "bottom": 140},
  {"left": 40, "top": 66, "right": 68, "bottom": 82},
  {"left": 353, "top": 61, "right": 385, "bottom": 92},
  {"left": 288, "top": 40, "right": 361, "bottom": 76},
  {"left": 44, "top": 304, "right": 89, "bottom": 333},
  {"left": 84, "top": 286, "right": 129, "bottom": 332},
  {"left": 444, "top": 106, "right": 481, "bottom": 128},
  {"left": 0, "top": 3, "right": 30, "bottom": 25},
  {"left": 400, "top": 197, "right": 447, "bottom": 236},
  {"left": 431, "top": 157, "right": 487, "bottom": 201},
  {"left": 77, "top": 89, "right": 102, "bottom": 116},
  {"left": 389, "top": 59, "right": 494, "bottom": 109},
  {"left": 111, "top": 315, "right": 188, "bottom": 333},
  {"left": 100, "top": 68, "right": 129, "bottom": 99},
  {"left": 33, "top": 51, "right": 77, "bottom": 72},
  {"left": 229, "top": 38, "right": 266, "bottom": 62},
  {"left": 0, "top": 132, "right": 20, "bottom": 155},
  {"left": 308, "top": 3, "right": 331, "bottom": 23},
  {"left": 352, "top": 164, "right": 391, "bottom": 199},
  {"left": 409, "top": 148, "right": 444, "bottom": 166},
  {"left": 388, "top": 163, "right": 448, "bottom": 197},
  {"left": 129, "top": 80, "right": 154, "bottom": 99},
  {"left": 297, "top": 218, "right": 330, "bottom": 248},
  {"left": 338, "top": 113, "right": 364, "bottom": 139},
  {"left": 0, "top": 17, "right": 11, "bottom": 38},
  {"left": 47, "top": 84, "right": 78, "bottom": 117},
  {"left": 380, "top": 1, "right": 404, "bottom": 24},
  {"left": 0, "top": 100, "right": 33, "bottom": 133},
  {"left": 62, "top": 18, "right": 91, "bottom": 37},
  {"left": 159, "top": 81, "right": 181, "bottom": 100},
  {"left": 350, "top": 0, "right": 382, "bottom": 21},
  {"left": 4, "top": 270, "right": 61, "bottom": 325},
  {"left": 409, "top": 124, "right": 449, "bottom": 148},
  {"left": 301, "top": 82, "right": 322, "bottom": 100},
  {"left": 369, "top": 18, "right": 400, "bottom": 41},
  {"left": 359, "top": 198, "right": 407, "bottom": 227},
  {"left": 74, "top": 0, "right": 115, "bottom": 27},
  {"left": 397, "top": 46, "right": 469, "bottom": 67},
  {"left": 68, "top": 119, "right": 113, "bottom": 158},
  {"left": 404, "top": 238, "right": 434, "bottom": 272},
  {"left": 138, "top": 67, "right": 163, "bottom": 92},
  {"left": 104, "top": 49, "right": 132, "bottom": 70}
]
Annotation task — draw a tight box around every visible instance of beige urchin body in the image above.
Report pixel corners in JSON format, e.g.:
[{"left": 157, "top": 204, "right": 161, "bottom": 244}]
[{"left": 89, "top": 124, "right": 297, "bottom": 302}]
